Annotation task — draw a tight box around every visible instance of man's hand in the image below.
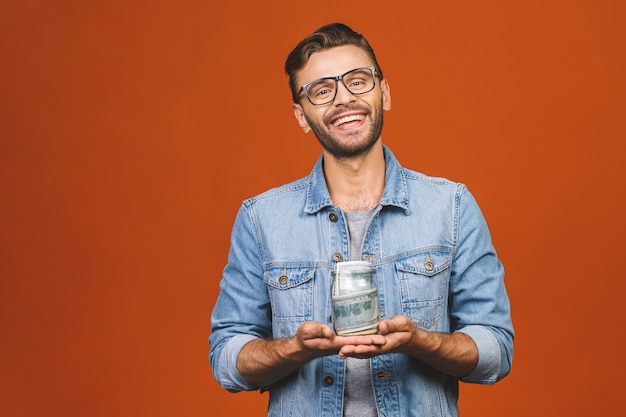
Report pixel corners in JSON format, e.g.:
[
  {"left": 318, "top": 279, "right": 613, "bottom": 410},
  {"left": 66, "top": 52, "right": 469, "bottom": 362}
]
[{"left": 338, "top": 315, "right": 479, "bottom": 378}]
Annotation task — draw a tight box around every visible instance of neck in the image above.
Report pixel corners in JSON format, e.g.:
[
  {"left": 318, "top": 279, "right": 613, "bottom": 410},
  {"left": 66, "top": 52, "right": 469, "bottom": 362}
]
[{"left": 323, "top": 142, "right": 386, "bottom": 212}]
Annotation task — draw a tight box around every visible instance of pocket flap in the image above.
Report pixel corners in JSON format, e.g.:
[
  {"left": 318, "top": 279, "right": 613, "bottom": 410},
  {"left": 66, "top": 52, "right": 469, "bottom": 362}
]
[
  {"left": 264, "top": 266, "right": 315, "bottom": 290},
  {"left": 396, "top": 251, "right": 452, "bottom": 277}
]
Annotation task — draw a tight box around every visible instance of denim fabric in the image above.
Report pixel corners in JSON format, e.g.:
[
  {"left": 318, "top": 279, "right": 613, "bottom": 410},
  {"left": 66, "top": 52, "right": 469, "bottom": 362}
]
[{"left": 209, "top": 145, "right": 514, "bottom": 417}]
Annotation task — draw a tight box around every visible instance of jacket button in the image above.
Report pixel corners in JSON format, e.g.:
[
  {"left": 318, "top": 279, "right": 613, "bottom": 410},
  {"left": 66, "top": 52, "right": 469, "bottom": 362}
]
[
  {"left": 329, "top": 212, "right": 338, "bottom": 222},
  {"left": 333, "top": 253, "right": 343, "bottom": 262},
  {"left": 323, "top": 375, "right": 334, "bottom": 385},
  {"left": 424, "top": 255, "right": 434, "bottom": 271},
  {"left": 278, "top": 274, "right": 288, "bottom": 285}
]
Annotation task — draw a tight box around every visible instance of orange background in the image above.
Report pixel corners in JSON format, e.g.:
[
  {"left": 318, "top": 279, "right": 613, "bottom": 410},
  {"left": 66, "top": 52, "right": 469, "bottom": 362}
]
[{"left": 1, "top": 1, "right": 625, "bottom": 416}]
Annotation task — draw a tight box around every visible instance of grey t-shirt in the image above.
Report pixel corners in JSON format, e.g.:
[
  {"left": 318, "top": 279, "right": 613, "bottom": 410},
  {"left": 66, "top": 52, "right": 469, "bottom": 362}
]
[{"left": 342, "top": 209, "right": 378, "bottom": 417}]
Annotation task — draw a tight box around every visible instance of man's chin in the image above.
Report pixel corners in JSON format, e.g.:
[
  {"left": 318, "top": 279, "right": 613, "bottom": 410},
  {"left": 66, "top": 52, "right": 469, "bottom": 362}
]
[{"left": 320, "top": 139, "right": 378, "bottom": 160}]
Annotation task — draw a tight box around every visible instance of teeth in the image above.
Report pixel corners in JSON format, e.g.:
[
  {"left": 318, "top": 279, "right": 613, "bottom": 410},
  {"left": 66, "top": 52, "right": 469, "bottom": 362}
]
[{"left": 333, "top": 114, "right": 364, "bottom": 126}]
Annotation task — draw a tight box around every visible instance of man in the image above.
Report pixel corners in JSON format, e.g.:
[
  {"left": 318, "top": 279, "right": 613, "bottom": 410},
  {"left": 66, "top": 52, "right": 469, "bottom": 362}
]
[{"left": 209, "top": 23, "right": 514, "bottom": 417}]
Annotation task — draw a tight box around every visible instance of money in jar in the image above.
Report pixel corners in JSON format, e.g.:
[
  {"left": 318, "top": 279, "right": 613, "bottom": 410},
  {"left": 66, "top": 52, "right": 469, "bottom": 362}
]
[{"left": 331, "top": 261, "right": 380, "bottom": 336}]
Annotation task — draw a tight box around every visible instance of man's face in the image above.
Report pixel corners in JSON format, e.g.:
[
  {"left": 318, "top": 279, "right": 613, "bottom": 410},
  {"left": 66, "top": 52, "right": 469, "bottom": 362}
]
[{"left": 292, "top": 45, "right": 391, "bottom": 160}]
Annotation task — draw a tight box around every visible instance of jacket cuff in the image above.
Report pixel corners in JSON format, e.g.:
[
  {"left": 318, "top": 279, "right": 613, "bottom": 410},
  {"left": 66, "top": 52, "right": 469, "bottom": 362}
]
[
  {"left": 456, "top": 325, "right": 501, "bottom": 384},
  {"left": 215, "top": 334, "right": 259, "bottom": 392}
]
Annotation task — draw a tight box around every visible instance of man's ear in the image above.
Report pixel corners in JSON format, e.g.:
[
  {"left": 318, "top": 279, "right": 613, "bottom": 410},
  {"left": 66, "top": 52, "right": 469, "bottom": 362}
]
[
  {"left": 292, "top": 103, "right": 311, "bottom": 133},
  {"left": 381, "top": 79, "right": 391, "bottom": 111}
]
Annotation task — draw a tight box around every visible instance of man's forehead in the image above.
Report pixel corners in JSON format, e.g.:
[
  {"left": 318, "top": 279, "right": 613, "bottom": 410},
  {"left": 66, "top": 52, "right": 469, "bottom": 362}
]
[{"left": 297, "top": 45, "right": 374, "bottom": 84}]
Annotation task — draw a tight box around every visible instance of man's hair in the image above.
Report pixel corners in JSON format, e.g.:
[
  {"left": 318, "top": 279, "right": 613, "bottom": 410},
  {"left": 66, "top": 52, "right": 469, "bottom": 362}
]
[{"left": 285, "top": 23, "right": 384, "bottom": 103}]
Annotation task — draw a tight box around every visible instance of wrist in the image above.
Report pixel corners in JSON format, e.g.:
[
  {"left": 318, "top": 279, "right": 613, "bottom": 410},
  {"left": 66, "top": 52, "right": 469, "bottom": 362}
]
[
  {"left": 406, "top": 328, "right": 444, "bottom": 357},
  {"left": 280, "top": 336, "right": 314, "bottom": 364}
]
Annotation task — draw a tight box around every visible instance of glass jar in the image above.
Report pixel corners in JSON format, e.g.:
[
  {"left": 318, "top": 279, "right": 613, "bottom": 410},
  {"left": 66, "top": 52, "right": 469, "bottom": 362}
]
[{"left": 331, "top": 261, "right": 380, "bottom": 335}]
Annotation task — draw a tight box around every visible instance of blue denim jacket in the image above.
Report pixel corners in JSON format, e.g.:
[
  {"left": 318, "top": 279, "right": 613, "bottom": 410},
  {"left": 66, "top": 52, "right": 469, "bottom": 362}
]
[{"left": 209, "top": 146, "right": 514, "bottom": 417}]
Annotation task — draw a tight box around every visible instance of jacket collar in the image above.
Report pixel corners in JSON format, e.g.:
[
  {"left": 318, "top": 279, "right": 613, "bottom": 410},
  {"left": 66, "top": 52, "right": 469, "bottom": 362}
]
[{"left": 304, "top": 144, "right": 410, "bottom": 214}]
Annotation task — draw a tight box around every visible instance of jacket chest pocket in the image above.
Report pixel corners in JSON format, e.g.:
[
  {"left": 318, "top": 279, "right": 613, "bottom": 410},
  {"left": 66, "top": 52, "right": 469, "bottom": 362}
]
[
  {"left": 264, "top": 266, "right": 315, "bottom": 329},
  {"left": 396, "top": 251, "right": 452, "bottom": 329}
]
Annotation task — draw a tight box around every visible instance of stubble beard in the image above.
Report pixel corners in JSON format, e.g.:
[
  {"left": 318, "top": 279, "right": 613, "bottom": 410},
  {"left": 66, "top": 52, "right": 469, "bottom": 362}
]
[{"left": 305, "top": 101, "right": 385, "bottom": 160}]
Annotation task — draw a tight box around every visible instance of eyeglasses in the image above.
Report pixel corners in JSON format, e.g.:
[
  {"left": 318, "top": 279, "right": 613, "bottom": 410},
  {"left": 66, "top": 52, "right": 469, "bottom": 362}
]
[{"left": 299, "top": 66, "right": 378, "bottom": 106}]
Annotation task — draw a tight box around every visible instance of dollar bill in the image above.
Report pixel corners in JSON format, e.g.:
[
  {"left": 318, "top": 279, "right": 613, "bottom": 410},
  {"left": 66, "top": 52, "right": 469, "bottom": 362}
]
[{"left": 332, "top": 288, "right": 379, "bottom": 335}]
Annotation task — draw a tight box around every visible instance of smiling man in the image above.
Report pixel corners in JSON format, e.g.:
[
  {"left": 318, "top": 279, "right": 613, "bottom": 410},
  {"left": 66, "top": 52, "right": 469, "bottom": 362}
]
[{"left": 209, "top": 23, "right": 514, "bottom": 417}]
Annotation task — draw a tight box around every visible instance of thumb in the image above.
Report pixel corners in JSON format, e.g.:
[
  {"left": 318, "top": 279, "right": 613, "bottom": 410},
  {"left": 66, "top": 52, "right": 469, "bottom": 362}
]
[
  {"left": 378, "top": 319, "right": 392, "bottom": 335},
  {"left": 378, "top": 315, "right": 412, "bottom": 335}
]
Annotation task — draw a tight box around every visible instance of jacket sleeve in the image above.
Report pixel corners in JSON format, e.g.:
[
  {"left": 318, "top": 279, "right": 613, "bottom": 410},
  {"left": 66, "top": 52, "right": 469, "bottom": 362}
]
[
  {"left": 209, "top": 203, "right": 270, "bottom": 392},
  {"left": 450, "top": 186, "right": 514, "bottom": 384}
]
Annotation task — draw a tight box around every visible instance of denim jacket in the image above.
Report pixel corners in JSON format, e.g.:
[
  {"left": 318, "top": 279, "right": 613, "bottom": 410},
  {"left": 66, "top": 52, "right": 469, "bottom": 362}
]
[{"left": 209, "top": 145, "right": 514, "bottom": 417}]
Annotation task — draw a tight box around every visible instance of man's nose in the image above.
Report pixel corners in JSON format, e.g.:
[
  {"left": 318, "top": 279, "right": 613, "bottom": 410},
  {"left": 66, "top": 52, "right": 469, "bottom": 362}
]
[{"left": 333, "top": 80, "right": 356, "bottom": 105}]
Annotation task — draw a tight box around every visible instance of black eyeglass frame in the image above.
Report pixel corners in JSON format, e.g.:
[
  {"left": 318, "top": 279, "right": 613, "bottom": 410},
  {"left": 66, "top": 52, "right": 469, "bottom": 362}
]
[{"left": 299, "top": 66, "right": 379, "bottom": 106}]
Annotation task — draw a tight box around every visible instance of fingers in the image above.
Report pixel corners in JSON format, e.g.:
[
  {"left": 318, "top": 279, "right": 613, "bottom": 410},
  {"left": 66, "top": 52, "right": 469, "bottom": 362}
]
[
  {"left": 338, "top": 342, "right": 385, "bottom": 359},
  {"left": 338, "top": 334, "right": 387, "bottom": 346},
  {"left": 295, "top": 318, "right": 416, "bottom": 360},
  {"left": 298, "top": 321, "right": 334, "bottom": 341},
  {"left": 378, "top": 315, "right": 414, "bottom": 335},
  {"left": 299, "top": 322, "right": 387, "bottom": 345}
]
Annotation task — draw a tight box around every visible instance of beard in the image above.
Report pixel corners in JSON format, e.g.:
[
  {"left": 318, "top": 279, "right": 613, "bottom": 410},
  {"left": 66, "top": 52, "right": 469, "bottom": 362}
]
[{"left": 304, "top": 99, "right": 385, "bottom": 160}]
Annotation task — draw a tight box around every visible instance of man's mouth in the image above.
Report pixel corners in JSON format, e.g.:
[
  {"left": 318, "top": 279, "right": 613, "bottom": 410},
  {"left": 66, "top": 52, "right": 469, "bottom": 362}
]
[{"left": 332, "top": 113, "right": 365, "bottom": 127}]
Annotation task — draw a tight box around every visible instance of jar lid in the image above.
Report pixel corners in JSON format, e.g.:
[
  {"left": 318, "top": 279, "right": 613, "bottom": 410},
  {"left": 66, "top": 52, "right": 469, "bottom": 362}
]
[{"left": 333, "top": 261, "right": 375, "bottom": 272}]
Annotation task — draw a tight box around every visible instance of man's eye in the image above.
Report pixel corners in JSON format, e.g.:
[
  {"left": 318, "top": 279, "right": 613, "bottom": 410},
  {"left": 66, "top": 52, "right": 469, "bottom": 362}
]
[
  {"left": 315, "top": 88, "right": 332, "bottom": 97},
  {"left": 348, "top": 79, "right": 367, "bottom": 89},
  {"left": 309, "top": 83, "right": 334, "bottom": 97}
]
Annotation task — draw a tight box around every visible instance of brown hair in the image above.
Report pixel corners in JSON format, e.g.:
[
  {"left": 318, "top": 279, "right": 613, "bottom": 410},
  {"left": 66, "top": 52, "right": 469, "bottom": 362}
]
[{"left": 285, "top": 23, "right": 384, "bottom": 103}]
